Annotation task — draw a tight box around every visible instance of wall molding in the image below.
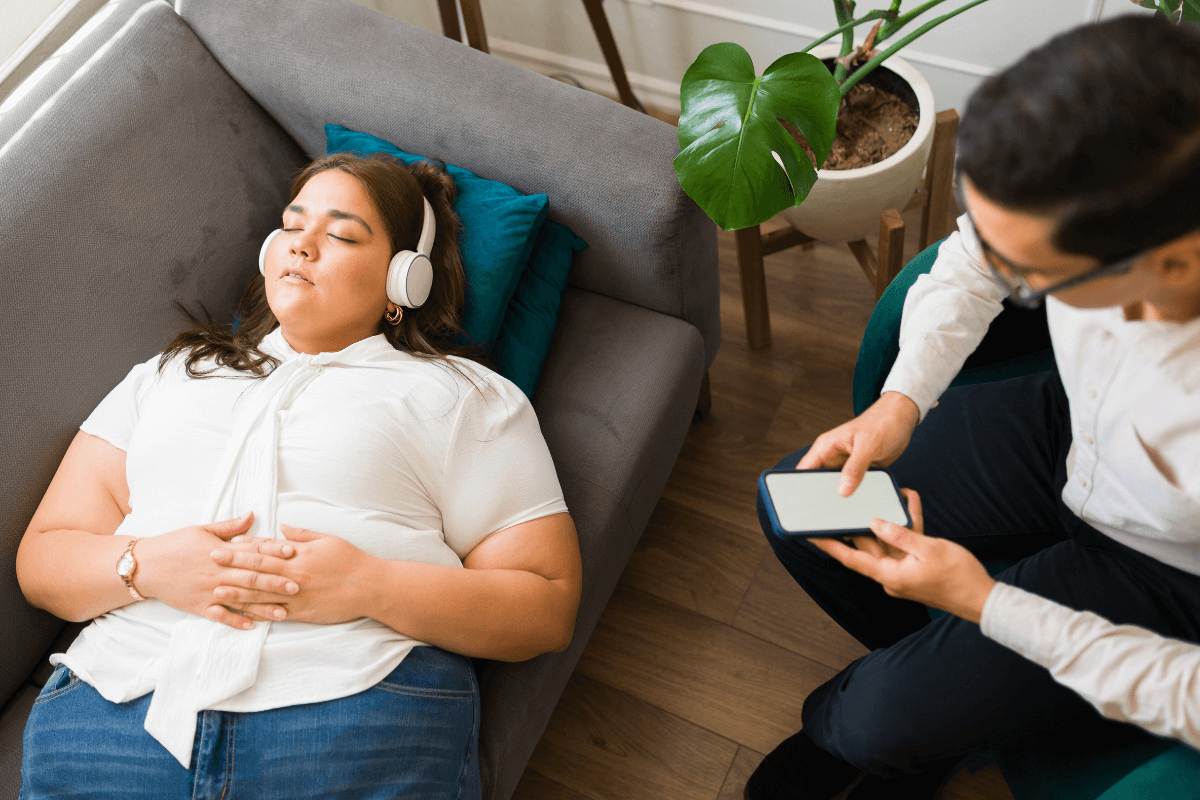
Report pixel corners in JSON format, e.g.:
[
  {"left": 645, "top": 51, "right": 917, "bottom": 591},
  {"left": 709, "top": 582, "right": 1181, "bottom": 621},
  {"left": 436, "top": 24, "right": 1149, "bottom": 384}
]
[
  {"left": 610, "top": 0, "right": 997, "bottom": 78},
  {"left": 489, "top": 35, "right": 685, "bottom": 112}
]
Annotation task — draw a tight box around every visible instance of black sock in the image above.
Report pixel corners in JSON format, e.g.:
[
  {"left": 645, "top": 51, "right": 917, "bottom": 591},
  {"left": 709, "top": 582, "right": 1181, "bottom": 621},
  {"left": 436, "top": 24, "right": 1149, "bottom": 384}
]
[{"left": 744, "top": 730, "right": 861, "bottom": 800}]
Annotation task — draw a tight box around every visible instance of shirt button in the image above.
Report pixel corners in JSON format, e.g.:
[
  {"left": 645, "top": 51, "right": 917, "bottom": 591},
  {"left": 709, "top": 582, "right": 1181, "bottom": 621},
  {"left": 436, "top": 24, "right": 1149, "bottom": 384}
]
[
  {"left": 1085, "top": 385, "right": 1098, "bottom": 399},
  {"left": 1077, "top": 475, "right": 1088, "bottom": 487},
  {"left": 1081, "top": 432, "right": 1094, "bottom": 445}
]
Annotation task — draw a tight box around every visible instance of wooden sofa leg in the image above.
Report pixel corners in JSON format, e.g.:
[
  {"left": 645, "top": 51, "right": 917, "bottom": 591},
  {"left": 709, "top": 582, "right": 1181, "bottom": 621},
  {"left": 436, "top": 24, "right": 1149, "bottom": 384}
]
[
  {"left": 436, "top": 0, "right": 462, "bottom": 42},
  {"left": 695, "top": 371, "right": 712, "bottom": 420}
]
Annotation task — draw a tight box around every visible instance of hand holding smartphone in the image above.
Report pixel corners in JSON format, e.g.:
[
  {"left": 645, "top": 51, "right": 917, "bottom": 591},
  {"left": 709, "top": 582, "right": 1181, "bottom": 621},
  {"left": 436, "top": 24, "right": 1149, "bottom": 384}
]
[{"left": 759, "top": 467, "right": 911, "bottom": 538}]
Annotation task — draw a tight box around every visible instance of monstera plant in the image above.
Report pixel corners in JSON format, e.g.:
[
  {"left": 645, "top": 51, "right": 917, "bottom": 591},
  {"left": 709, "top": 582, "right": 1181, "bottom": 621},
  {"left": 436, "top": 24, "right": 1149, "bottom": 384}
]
[{"left": 674, "top": 0, "right": 1199, "bottom": 232}]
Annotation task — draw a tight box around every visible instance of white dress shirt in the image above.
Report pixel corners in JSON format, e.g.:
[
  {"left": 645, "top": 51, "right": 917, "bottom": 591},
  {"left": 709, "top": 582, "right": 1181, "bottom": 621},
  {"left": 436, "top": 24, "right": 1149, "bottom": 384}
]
[
  {"left": 54, "top": 328, "right": 568, "bottom": 766},
  {"left": 880, "top": 214, "right": 1200, "bottom": 746}
]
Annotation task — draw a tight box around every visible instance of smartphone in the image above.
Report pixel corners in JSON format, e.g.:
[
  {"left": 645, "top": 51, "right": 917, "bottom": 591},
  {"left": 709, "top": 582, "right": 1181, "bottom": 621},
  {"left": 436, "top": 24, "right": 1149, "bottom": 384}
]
[{"left": 758, "top": 467, "right": 911, "bottom": 538}]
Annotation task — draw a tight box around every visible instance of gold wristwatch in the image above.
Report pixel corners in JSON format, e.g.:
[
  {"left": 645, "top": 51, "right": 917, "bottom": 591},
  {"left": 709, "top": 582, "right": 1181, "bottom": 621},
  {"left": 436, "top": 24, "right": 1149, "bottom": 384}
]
[{"left": 116, "top": 537, "right": 145, "bottom": 601}]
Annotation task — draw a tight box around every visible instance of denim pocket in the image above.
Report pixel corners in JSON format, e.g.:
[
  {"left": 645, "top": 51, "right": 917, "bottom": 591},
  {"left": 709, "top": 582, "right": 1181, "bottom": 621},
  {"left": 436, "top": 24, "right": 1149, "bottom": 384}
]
[{"left": 33, "top": 665, "right": 82, "bottom": 706}]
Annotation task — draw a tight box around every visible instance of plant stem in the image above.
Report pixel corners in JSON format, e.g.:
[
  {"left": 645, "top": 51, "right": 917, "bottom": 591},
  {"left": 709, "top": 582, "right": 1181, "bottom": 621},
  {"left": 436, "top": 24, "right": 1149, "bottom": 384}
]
[
  {"left": 840, "top": 0, "right": 991, "bottom": 96},
  {"left": 832, "top": 0, "right": 856, "bottom": 84},
  {"left": 876, "top": 0, "right": 953, "bottom": 44},
  {"left": 800, "top": 9, "right": 896, "bottom": 55}
]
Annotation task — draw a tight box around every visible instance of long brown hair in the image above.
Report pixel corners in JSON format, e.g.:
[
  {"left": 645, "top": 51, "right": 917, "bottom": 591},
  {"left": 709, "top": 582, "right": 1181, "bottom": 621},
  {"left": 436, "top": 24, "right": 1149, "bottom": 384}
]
[{"left": 160, "top": 152, "right": 483, "bottom": 378}]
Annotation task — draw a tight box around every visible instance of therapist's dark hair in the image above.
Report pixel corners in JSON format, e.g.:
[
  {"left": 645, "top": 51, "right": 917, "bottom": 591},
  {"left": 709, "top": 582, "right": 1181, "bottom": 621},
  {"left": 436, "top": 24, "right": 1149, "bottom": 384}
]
[
  {"left": 956, "top": 15, "right": 1200, "bottom": 262},
  {"left": 160, "top": 153, "right": 484, "bottom": 379}
]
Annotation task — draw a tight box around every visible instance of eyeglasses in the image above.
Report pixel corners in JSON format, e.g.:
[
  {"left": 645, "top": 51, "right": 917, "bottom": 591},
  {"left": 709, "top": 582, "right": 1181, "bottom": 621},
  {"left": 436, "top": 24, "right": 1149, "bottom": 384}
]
[{"left": 953, "top": 176, "right": 1147, "bottom": 310}]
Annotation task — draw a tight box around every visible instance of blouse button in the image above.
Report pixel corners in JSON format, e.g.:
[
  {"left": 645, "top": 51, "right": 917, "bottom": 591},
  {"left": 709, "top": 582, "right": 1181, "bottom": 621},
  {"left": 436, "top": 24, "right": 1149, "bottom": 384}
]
[
  {"left": 1085, "top": 385, "right": 1098, "bottom": 399},
  {"left": 1081, "top": 432, "right": 1094, "bottom": 445},
  {"left": 1077, "top": 475, "right": 1088, "bottom": 487}
]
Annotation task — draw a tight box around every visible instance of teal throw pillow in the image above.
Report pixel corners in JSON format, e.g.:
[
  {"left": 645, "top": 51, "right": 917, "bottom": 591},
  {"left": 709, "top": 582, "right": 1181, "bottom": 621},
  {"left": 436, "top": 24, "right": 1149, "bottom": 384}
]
[
  {"left": 325, "top": 124, "right": 548, "bottom": 350},
  {"left": 492, "top": 221, "right": 588, "bottom": 397}
]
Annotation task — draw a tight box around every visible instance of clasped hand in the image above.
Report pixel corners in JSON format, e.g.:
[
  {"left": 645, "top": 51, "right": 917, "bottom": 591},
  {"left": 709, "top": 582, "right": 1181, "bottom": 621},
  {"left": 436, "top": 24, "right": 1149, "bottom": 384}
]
[
  {"left": 207, "top": 522, "right": 373, "bottom": 629},
  {"left": 811, "top": 489, "right": 998, "bottom": 624},
  {"left": 138, "top": 512, "right": 372, "bottom": 630}
]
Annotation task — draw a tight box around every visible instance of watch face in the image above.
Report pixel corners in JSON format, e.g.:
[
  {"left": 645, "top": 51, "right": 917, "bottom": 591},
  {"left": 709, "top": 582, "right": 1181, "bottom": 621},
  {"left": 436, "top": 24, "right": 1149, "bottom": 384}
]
[{"left": 116, "top": 554, "right": 134, "bottom": 577}]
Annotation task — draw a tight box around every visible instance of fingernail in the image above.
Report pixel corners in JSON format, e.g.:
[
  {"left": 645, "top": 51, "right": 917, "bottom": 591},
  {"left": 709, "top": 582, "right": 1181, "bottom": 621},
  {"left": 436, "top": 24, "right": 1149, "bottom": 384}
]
[
  {"left": 272, "top": 608, "right": 286, "bottom": 620},
  {"left": 231, "top": 536, "right": 246, "bottom": 543},
  {"left": 282, "top": 545, "right": 295, "bottom": 557},
  {"left": 285, "top": 582, "right": 299, "bottom": 594},
  {"left": 241, "top": 621, "right": 253, "bottom": 630},
  {"left": 211, "top": 549, "right": 225, "bottom": 561},
  {"left": 214, "top": 588, "right": 228, "bottom": 599}
]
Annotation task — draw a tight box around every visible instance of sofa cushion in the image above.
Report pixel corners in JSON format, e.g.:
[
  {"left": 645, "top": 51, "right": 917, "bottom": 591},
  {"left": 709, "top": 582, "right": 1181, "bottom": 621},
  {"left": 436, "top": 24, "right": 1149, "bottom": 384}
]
[
  {"left": 176, "top": 0, "right": 721, "bottom": 368},
  {"left": 0, "top": 1, "right": 309, "bottom": 706},
  {"left": 492, "top": 221, "right": 588, "bottom": 397},
  {"left": 0, "top": 685, "right": 38, "bottom": 800},
  {"left": 326, "top": 124, "right": 549, "bottom": 350}
]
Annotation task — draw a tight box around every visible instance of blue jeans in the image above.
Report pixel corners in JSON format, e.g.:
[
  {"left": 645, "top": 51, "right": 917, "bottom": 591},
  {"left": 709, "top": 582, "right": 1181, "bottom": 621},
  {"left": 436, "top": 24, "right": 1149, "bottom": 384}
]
[{"left": 21, "top": 645, "right": 481, "bottom": 800}]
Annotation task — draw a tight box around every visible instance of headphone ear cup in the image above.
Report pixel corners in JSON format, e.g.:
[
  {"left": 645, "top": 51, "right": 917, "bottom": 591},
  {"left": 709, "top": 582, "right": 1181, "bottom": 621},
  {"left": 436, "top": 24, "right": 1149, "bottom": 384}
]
[
  {"left": 259, "top": 229, "right": 283, "bottom": 277},
  {"left": 386, "top": 251, "right": 434, "bottom": 308}
]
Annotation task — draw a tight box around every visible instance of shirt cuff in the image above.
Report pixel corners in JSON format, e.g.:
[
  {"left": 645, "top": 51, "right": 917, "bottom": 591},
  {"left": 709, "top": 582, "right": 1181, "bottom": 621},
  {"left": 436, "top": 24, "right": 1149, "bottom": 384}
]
[
  {"left": 980, "top": 582, "right": 1075, "bottom": 669},
  {"left": 880, "top": 358, "right": 941, "bottom": 422}
]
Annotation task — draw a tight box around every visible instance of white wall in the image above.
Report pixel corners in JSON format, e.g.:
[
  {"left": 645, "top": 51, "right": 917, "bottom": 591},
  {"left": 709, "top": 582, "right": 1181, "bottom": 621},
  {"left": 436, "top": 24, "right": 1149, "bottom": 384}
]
[
  {"left": 0, "top": 0, "right": 67, "bottom": 68},
  {"left": 350, "top": 0, "right": 1154, "bottom": 114}
]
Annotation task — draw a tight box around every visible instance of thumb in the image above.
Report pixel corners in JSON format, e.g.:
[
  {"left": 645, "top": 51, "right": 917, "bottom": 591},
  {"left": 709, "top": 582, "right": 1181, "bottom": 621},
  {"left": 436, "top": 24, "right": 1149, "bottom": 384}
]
[
  {"left": 206, "top": 511, "right": 254, "bottom": 538},
  {"left": 280, "top": 523, "right": 321, "bottom": 542}
]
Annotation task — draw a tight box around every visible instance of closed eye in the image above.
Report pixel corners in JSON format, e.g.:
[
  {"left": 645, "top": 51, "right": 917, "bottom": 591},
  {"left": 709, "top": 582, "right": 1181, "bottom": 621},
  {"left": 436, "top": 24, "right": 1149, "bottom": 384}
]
[{"left": 329, "top": 234, "right": 356, "bottom": 243}]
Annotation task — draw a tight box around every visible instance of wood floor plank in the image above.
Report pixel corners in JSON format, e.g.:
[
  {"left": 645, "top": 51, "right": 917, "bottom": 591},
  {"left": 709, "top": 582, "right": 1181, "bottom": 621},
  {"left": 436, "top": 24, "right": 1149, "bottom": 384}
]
[
  {"left": 715, "top": 746, "right": 765, "bottom": 800},
  {"left": 575, "top": 584, "right": 839, "bottom": 756},
  {"left": 733, "top": 548, "right": 869, "bottom": 671},
  {"left": 511, "top": 769, "right": 592, "bottom": 800},
  {"left": 942, "top": 762, "right": 1017, "bottom": 800},
  {"left": 623, "top": 497, "right": 766, "bottom": 625},
  {"left": 525, "top": 673, "right": 739, "bottom": 800}
]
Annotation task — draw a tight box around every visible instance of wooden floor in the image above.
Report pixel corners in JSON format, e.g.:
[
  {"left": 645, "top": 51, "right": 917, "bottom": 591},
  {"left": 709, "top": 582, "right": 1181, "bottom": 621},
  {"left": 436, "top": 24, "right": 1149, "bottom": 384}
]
[{"left": 510, "top": 203, "right": 1017, "bottom": 800}]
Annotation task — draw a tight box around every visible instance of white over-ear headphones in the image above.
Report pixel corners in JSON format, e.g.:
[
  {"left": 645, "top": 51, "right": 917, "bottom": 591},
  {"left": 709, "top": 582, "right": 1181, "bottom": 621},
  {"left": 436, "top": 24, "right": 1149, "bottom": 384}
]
[{"left": 259, "top": 196, "right": 436, "bottom": 308}]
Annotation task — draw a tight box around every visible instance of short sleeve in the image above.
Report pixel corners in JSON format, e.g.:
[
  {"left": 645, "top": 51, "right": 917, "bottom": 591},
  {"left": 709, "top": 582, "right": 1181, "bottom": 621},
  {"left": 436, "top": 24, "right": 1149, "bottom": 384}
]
[
  {"left": 79, "top": 356, "right": 161, "bottom": 452},
  {"left": 439, "top": 372, "right": 568, "bottom": 557}
]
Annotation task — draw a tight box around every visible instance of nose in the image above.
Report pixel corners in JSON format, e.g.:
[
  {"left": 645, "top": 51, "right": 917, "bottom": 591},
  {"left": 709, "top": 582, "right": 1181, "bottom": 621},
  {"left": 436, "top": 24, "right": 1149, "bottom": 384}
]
[{"left": 289, "top": 228, "right": 318, "bottom": 260}]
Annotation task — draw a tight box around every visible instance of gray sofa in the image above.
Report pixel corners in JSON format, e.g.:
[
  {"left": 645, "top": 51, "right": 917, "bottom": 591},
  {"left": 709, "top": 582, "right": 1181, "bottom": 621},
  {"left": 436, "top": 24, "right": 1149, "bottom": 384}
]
[{"left": 0, "top": 0, "right": 719, "bottom": 797}]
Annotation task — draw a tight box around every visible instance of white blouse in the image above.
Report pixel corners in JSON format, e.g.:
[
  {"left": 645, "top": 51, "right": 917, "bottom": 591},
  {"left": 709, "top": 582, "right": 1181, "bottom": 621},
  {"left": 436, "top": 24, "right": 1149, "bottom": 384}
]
[{"left": 53, "top": 328, "right": 568, "bottom": 766}]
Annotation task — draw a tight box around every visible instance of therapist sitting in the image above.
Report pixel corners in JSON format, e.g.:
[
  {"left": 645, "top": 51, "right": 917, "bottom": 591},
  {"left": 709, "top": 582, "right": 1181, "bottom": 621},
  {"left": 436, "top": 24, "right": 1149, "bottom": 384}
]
[{"left": 745, "top": 15, "right": 1200, "bottom": 800}]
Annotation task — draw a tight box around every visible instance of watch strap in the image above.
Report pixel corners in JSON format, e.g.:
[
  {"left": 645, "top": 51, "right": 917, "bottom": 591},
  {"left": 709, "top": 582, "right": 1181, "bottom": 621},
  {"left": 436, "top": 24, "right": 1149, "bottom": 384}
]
[{"left": 117, "top": 537, "right": 145, "bottom": 601}]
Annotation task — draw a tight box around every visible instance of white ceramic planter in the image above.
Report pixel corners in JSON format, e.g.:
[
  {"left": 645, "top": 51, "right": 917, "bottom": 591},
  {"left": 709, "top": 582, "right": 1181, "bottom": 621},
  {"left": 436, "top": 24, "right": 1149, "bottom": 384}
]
[{"left": 780, "top": 46, "right": 936, "bottom": 244}]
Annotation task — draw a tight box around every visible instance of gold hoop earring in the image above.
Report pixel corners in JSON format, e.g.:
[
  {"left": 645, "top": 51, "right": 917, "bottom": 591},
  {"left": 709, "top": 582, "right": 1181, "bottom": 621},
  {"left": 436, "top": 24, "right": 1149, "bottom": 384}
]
[{"left": 385, "top": 307, "right": 403, "bottom": 325}]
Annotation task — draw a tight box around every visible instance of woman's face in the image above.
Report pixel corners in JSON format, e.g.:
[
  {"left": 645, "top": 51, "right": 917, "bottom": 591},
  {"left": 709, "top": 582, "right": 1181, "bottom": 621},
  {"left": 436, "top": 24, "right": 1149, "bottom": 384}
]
[{"left": 263, "top": 169, "right": 395, "bottom": 354}]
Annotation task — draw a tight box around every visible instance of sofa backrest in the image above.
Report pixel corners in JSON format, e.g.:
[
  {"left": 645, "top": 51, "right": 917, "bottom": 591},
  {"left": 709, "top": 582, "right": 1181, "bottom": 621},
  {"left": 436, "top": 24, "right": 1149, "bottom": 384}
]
[
  {"left": 0, "top": 0, "right": 309, "bottom": 704},
  {"left": 174, "top": 0, "right": 720, "bottom": 366}
]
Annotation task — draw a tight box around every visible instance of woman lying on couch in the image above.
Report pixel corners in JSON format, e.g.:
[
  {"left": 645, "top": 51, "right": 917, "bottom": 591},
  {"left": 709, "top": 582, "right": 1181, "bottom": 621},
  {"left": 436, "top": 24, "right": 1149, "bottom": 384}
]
[{"left": 15, "top": 152, "right": 582, "bottom": 800}]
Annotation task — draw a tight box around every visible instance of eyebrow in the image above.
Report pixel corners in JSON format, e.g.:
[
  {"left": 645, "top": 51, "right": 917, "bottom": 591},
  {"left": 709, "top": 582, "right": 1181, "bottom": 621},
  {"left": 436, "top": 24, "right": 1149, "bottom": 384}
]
[{"left": 286, "top": 204, "right": 373, "bottom": 236}]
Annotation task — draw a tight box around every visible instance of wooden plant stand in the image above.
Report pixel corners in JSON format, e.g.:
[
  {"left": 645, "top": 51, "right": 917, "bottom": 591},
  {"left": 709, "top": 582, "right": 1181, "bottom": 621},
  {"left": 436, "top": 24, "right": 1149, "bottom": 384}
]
[
  {"left": 436, "top": 0, "right": 644, "bottom": 112},
  {"left": 737, "top": 109, "right": 960, "bottom": 351}
]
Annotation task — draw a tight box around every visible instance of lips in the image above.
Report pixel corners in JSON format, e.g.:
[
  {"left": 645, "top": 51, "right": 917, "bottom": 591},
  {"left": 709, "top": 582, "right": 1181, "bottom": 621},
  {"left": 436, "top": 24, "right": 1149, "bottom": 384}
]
[{"left": 281, "top": 266, "right": 313, "bottom": 284}]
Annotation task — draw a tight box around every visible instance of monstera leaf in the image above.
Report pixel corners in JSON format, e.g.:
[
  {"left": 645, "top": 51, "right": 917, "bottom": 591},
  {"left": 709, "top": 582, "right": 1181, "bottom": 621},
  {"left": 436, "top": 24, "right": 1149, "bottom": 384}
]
[
  {"left": 1131, "top": 0, "right": 1200, "bottom": 22},
  {"left": 674, "top": 43, "right": 841, "bottom": 231}
]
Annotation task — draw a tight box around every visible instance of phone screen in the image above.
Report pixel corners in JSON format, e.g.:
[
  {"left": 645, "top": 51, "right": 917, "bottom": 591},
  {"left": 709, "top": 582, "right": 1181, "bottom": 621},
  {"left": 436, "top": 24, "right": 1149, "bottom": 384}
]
[{"left": 763, "top": 470, "right": 909, "bottom": 535}]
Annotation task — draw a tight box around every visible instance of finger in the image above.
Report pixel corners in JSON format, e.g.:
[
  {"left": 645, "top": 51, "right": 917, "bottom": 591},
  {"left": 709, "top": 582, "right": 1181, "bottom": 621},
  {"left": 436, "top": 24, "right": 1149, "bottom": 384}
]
[
  {"left": 839, "top": 446, "right": 873, "bottom": 497},
  {"left": 205, "top": 511, "right": 255, "bottom": 539},
  {"left": 797, "top": 435, "right": 850, "bottom": 470},
  {"left": 226, "top": 536, "right": 296, "bottom": 557},
  {"left": 812, "top": 536, "right": 885, "bottom": 581},
  {"left": 901, "top": 488, "right": 924, "bottom": 535},
  {"left": 850, "top": 535, "right": 887, "bottom": 558},
  {"left": 204, "top": 603, "right": 256, "bottom": 631},
  {"left": 280, "top": 523, "right": 322, "bottom": 542},
  {"left": 870, "top": 518, "right": 923, "bottom": 556},
  {"left": 212, "top": 588, "right": 289, "bottom": 619},
  {"left": 218, "top": 567, "right": 299, "bottom": 596},
  {"left": 210, "top": 548, "right": 294, "bottom": 576}
]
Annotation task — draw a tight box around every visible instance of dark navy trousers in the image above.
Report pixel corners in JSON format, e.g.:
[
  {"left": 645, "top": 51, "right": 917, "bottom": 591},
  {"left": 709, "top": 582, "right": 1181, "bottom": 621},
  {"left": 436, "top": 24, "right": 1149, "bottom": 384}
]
[{"left": 759, "top": 370, "right": 1200, "bottom": 775}]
